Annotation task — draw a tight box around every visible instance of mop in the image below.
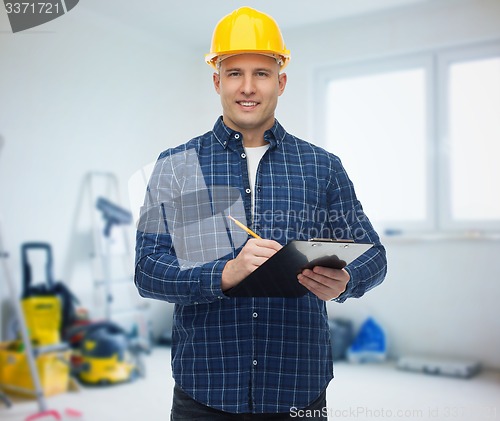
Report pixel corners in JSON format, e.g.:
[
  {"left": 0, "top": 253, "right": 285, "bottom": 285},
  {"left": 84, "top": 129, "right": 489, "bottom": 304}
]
[{"left": 0, "top": 135, "right": 82, "bottom": 420}]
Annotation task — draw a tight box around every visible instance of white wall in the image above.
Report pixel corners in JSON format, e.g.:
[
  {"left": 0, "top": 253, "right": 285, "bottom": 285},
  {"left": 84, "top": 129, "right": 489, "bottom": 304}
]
[
  {"left": 1, "top": 0, "right": 499, "bottom": 368},
  {"left": 275, "top": 0, "right": 500, "bottom": 368},
  {"left": 0, "top": 8, "right": 213, "bottom": 339}
]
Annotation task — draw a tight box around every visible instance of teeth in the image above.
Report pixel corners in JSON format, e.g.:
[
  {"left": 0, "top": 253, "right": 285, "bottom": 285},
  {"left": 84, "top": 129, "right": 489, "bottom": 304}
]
[{"left": 240, "top": 101, "right": 257, "bottom": 106}]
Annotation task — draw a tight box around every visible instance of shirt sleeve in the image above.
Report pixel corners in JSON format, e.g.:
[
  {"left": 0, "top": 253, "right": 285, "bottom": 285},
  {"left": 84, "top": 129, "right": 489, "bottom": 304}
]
[
  {"left": 326, "top": 155, "right": 388, "bottom": 302},
  {"left": 134, "top": 231, "right": 229, "bottom": 305},
  {"left": 133, "top": 149, "right": 232, "bottom": 305}
]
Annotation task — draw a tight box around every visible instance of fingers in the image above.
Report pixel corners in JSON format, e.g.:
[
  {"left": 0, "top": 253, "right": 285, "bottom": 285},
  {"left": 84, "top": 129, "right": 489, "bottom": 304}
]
[
  {"left": 305, "top": 266, "right": 349, "bottom": 283},
  {"left": 247, "top": 238, "right": 283, "bottom": 252},
  {"left": 221, "top": 239, "right": 283, "bottom": 291},
  {"left": 298, "top": 267, "right": 350, "bottom": 301},
  {"left": 238, "top": 239, "right": 281, "bottom": 268}
]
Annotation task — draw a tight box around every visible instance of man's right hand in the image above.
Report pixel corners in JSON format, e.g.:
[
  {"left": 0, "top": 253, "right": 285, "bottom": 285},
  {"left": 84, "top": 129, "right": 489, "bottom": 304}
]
[{"left": 221, "top": 239, "right": 282, "bottom": 291}]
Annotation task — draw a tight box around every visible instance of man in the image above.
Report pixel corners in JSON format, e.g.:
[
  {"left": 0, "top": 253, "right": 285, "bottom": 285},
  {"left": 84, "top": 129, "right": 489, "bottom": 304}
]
[{"left": 135, "top": 7, "right": 387, "bottom": 420}]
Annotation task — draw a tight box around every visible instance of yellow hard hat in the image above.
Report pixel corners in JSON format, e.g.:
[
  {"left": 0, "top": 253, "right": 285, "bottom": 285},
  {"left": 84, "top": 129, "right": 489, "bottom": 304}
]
[{"left": 205, "top": 7, "right": 291, "bottom": 70}]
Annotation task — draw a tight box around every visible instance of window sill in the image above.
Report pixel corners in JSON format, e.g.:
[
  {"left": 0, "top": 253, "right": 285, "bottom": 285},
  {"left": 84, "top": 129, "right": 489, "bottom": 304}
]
[{"left": 380, "top": 231, "right": 500, "bottom": 243}]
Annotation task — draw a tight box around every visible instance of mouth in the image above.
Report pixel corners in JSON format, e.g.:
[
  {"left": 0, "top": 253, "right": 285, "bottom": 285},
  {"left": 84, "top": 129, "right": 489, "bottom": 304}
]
[{"left": 236, "top": 100, "right": 259, "bottom": 109}]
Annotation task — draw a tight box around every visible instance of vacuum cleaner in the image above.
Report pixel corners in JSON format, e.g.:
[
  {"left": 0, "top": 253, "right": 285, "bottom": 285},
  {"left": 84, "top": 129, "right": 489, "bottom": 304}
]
[{"left": 68, "top": 321, "right": 147, "bottom": 386}]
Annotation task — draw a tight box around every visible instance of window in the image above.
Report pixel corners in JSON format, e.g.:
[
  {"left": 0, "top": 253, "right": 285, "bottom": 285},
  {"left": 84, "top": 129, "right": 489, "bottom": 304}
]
[
  {"left": 315, "top": 42, "right": 500, "bottom": 234},
  {"left": 441, "top": 54, "right": 500, "bottom": 229},
  {"left": 325, "top": 66, "right": 428, "bottom": 231}
]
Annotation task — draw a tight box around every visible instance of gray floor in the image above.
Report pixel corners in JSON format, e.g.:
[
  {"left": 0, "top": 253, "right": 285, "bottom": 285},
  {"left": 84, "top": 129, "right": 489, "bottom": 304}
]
[{"left": 1, "top": 347, "right": 499, "bottom": 421}]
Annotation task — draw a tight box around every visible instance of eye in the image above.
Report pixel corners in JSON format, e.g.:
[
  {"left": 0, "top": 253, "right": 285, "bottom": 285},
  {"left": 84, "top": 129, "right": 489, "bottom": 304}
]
[
  {"left": 256, "top": 71, "right": 269, "bottom": 77},
  {"left": 227, "top": 71, "right": 241, "bottom": 77}
]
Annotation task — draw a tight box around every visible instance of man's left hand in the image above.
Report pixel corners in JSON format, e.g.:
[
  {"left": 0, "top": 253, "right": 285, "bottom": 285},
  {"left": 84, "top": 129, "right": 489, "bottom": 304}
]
[{"left": 297, "top": 267, "right": 350, "bottom": 301}]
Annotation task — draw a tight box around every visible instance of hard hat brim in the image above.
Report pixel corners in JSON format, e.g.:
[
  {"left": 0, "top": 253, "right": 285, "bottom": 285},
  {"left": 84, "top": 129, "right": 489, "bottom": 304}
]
[{"left": 205, "top": 50, "right": 291, "bottom": 70}]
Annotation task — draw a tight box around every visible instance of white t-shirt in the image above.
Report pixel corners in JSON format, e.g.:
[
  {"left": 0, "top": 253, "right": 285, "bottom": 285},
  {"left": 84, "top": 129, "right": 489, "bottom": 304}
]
[{"left": 244, "top": 145, "right": 269, "bottom": 216}]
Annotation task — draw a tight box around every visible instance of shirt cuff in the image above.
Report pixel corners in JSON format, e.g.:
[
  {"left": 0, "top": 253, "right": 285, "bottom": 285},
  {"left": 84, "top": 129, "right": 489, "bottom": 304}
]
[
  {"left": 332, "top": 266, "right": 354, "bottom": 303},
  {"left": 200, "top": 259, "right": 230, "bottom": 301}
]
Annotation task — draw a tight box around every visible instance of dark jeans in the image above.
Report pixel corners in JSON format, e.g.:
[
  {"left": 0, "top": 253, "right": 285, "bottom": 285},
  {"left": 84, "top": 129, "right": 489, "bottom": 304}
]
[{"left": 171, "top": 384, "right": 327, "bottom": 420}]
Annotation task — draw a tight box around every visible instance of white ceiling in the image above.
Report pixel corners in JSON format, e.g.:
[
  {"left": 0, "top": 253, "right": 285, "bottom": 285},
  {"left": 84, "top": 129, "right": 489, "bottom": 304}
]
[{"left": 79, "top": 0, "right": 431, "bottom": 49}]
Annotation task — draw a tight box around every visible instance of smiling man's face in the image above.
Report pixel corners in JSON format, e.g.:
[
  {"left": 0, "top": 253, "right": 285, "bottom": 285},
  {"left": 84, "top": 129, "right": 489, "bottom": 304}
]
[{"left": 213, "top": 54, "right": 287, "bottom": 145}]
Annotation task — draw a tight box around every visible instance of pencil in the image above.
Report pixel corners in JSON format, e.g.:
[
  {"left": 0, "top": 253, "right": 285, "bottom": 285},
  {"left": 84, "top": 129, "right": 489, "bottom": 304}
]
[{"left": 227, "top": 215, "right": 262, "bottom": 239}]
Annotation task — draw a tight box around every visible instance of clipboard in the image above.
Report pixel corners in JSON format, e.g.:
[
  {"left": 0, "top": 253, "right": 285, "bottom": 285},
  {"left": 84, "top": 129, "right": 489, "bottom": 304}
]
[{"left": 225, "top": 239, "right": 373, "bottom": 298}]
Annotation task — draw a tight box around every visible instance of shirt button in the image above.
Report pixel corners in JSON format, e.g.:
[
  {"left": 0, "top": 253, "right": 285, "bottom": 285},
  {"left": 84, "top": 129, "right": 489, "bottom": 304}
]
[
  {"left": 253, "top": 360, "right": 258, "bottom": 366},
  {"left": 253, "top": 312, "right": 258, "bottom": 318},
  {"left": 241, "top": 153, "right": 246, "bottom": 159},
  {"left": 234, "top": 134, "right": 240, "bottom": 139},
  {"left": 245, "top": 188, "right": 251, "bottom": 194}
]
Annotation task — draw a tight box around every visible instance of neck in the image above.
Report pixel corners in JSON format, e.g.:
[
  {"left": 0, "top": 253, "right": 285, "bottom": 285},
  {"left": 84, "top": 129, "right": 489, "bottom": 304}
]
[{"left": 241, "top": 130, "right": 267, "bottom": 147}]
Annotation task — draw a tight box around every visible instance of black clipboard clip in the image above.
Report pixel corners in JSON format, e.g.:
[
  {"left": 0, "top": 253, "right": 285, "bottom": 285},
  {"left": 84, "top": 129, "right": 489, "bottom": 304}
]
[{"left": 308, "top": 238, "right": 355, "bottom": 243}]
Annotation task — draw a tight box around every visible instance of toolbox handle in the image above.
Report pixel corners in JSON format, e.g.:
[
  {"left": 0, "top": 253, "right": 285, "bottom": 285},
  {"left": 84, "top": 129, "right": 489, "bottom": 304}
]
[{"left": 21, "top": 242, "right": 54, "bottom": 295}]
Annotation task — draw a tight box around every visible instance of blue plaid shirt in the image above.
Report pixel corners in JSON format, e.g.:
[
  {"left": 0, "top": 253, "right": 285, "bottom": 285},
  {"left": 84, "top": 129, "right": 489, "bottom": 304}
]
[{"left": 135, "top": 117, "right": 387, "bottom": 414}]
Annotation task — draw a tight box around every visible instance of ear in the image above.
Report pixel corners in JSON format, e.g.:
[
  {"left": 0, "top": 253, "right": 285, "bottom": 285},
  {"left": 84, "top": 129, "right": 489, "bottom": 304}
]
[
  {"left": 278, "top": 73, "right": 287, "bottom": 97},
  {"left": 213, "top": 72, "right": 221, "bottom": 94}
]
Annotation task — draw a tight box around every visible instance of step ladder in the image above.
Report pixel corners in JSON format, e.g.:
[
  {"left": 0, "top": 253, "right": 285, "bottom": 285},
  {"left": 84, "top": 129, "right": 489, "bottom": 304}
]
[
  {"left": 85, "top": 171, "right": 151, "bottom": 345},
  {"left": 0, "top": 135, "right": 81, "bottom": 420}
]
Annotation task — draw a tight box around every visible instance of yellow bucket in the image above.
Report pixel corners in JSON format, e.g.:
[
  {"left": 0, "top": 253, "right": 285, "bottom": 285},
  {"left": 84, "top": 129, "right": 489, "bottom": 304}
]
[{"left": 0, "top": 341, "right": 70, "bottom": 397}]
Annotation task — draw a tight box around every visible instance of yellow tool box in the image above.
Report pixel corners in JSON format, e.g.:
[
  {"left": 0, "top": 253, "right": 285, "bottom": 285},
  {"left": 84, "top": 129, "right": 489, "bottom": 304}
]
[{"left": 0, "top": 341, "right": 71, "bottom": 397}]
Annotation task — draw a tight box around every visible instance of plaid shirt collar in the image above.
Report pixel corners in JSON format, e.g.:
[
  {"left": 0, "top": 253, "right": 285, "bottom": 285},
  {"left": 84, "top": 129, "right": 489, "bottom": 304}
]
[{"left": 212, "top": 116, "right": 286, "bottom": 150}]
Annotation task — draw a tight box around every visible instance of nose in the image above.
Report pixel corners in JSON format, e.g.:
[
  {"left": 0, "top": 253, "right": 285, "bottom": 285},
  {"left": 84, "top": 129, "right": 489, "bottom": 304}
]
[{"left": 240, "top": 75, "right": 256, "bottom": 96}]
